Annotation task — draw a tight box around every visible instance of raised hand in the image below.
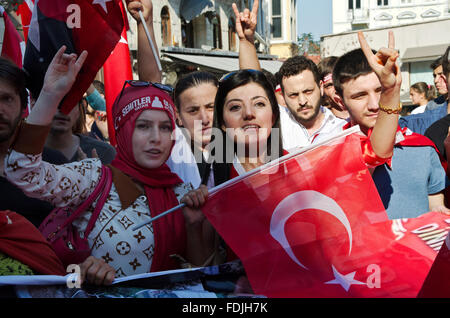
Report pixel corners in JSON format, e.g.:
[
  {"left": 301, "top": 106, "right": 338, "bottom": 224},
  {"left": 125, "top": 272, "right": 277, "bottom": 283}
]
[
  {"left": 126, "top": 0, "right": 152, "bottom": 23},
  {"left": 232, "top": 0, "right": 259, "bottom": 43},
  {"left": 41, "top": 46, "right": 88, "bottom": 101},
  {"left": 358, "top": 31, "right": 401, "bottom": 91}
]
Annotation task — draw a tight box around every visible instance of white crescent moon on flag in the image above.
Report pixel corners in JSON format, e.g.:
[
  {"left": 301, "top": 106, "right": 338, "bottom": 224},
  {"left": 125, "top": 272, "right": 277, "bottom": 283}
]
[{"left": 270, "top": 190, "right": 353, "bottom": 270}]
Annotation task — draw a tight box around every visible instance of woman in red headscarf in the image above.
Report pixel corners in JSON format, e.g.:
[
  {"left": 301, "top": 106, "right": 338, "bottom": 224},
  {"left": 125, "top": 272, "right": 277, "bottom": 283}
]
[{"left": 5, "top": 47, "right": 211, "bottom": 285}]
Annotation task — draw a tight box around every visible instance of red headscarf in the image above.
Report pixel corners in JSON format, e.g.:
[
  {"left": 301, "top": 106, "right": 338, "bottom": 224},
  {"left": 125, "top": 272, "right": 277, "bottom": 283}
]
[{"left": 110, "top": 84, "right": 185, "bottom": 271}]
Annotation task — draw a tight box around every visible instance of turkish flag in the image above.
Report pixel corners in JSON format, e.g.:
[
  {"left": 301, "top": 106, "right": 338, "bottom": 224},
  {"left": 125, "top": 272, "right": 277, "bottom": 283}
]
[
  {"left": 203, "top": 131, "right": 448, "bottom": 297},
  {"left": 16, "top": 0, "right": 34, "bottom": 42},
  {"left": 23, "top": 0, "right": 123, "bottom": 114},
  {"left": 103, "top": 1, "right": 132, "bottom": 146},
  {"left": 0, "top": 6, "right": 25, "bottom": 68}
]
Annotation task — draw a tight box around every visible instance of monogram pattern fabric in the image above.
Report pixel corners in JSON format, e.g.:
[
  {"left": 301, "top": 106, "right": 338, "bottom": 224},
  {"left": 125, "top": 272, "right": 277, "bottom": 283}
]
[{"left": 5, "top": 150, "right": 192, "bottom": 277}]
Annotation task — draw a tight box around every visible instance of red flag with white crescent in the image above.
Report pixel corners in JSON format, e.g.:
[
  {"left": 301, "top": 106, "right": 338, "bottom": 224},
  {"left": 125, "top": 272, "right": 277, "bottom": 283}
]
[
  {"left": 103, "top": 0, "right": 132, "bottom": 146},
  {"left": 203, "top": 131, "right": 449, "bottom": 297}
]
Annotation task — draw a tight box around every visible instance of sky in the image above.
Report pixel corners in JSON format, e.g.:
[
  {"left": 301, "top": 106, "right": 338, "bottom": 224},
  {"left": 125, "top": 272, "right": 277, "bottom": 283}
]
[{"left": 297, "top": 0, "right": 333, "bottom": 41}]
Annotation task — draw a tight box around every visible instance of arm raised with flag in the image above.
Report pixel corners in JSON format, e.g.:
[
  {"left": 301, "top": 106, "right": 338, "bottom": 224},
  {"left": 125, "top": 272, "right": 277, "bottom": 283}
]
[{"left": 126, "top": 0, "right": 161, "bottom": 82}]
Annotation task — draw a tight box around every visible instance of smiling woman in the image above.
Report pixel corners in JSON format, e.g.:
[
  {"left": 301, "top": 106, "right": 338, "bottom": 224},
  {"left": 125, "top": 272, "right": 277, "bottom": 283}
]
[{"left": 213, "top": 69, "right": 284, "bottom": 175}]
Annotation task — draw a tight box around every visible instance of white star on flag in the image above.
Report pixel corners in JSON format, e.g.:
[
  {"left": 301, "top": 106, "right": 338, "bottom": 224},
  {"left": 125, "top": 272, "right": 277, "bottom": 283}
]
[
  {"left": 325, "top": 265, "right": 366, "bottom": 292},
  {"left": 119, "top": 36, "right": 127, "bottom": 44},
  {"left": 93, "top": 0, "right": 112, "bottom": 13}
]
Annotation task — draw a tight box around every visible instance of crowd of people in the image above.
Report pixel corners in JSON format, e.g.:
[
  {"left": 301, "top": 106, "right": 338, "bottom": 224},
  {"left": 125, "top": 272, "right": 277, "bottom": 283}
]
[{"left": 0, "top": 0, "right": 449, "bottom": 293}]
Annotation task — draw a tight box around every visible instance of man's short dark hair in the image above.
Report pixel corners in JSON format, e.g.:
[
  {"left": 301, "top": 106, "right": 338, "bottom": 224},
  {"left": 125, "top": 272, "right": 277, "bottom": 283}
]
[
  {"left": 333, "top": 48, "right": 375, "bottom": 97},
  {"left": 430, "top": 56, "right": 443, "bottom": 71},
  {"left": 278, "top": 55, "right": 320, "bottom": 91},
  {"left": 0, "top": 57, "right": 28, "bottom": 110},
  {"left": 317, "top": 56, "right": 338, "bottom": 80},
  {"left": 93, "top": 80, "right": 105, "bottom": 95}
]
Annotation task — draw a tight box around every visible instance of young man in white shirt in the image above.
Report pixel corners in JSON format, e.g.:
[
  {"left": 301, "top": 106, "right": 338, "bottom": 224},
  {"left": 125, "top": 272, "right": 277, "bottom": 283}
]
[{"left": 277, "top": 56, "right": 346, "bottom": 151}]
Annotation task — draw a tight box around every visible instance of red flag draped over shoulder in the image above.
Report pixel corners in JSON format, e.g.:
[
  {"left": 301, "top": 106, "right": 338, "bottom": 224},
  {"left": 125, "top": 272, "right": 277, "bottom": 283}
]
[
  {"left": 103, "top": 0, "right": 133, "bottom": 146},
  {"left": 202, "top": 130, "right": 448, "bottom": 297},
  {"left": 23, "top": 0, "right": 123, "bottom": 114}
]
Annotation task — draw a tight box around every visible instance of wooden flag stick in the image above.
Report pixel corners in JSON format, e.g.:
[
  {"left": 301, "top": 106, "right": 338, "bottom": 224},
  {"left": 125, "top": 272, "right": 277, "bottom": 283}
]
[{"left": 138, "top": 10, "right": 162, "bottom": 72}]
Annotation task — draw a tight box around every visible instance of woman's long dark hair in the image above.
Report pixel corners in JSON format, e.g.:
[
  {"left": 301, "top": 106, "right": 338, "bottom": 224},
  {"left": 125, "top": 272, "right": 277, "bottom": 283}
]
[{"left": 212, "top": 69, "right": 283, "bottom": 164}]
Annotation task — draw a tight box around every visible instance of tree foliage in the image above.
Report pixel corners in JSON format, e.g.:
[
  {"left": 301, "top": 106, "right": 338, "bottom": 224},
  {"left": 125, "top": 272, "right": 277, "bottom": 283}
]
[
  {"left": 297, "top": 32, "right": 321, "bottom": 56},
  {"left": 0, "top": 0, "right": 24, "bottom": 12}
]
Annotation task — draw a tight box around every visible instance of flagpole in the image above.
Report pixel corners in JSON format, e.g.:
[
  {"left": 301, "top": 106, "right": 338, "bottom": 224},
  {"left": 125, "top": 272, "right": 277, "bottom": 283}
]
[
  {"left": 138, "top": 10, "right": 162, "bottom": 72},
  {"left": 132, "top": 125, "right": 362, "bottom": 231}
]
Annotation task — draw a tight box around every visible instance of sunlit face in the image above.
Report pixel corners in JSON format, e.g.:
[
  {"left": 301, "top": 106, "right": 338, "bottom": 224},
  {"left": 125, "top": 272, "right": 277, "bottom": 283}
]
[
  {"left": 177, "top": 83, "right": 216, "bottom": 149},
  {"left": 222, "top": 82, "right": 274, "bottom": 149},
  {"left": 0, "top": 80, "right": 22, "bottom": 143},
  {"left": 433, "top": 65, "right": 448, "bottom": 95},
  {"left": 132, "top": 109, "right": 173, "bottom": 169},
  {"left": 321, "top": 74, "right": 340, "bottom": 109},
  {"left": 282, "top": 70, "right": 322, "bottom": 125},
  {"left": 51, "top": 106, "right": 80, "bottom": 134},
  {"left": 409, "top": 88, "right": 426, "bottom": 106},
  {"left": 340, "top": 72, "right": 381, "bottom": 134}
]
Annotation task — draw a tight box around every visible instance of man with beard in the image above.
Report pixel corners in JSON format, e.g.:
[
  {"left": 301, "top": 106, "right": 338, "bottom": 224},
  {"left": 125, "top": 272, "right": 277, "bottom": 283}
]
[
  {"left": 0, "top": 57, "right": 67, "bottom": 227},
  {"left": 277, "top": 56, "right": 346, "bottom": 151},
  {"left": 317, "top": 56, "right": 350, "bottom": 121}
]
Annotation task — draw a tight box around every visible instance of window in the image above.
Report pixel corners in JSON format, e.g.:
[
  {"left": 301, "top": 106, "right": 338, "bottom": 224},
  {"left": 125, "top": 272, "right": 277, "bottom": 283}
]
[
  {"left": 349, "top": 0, "right": 361, "bottom": 10},
  {"left": 181, "top": 18, "right": 194, "bottom": 48},
  {"left": 211, "top": 14, "right": 222, "bottom": 49},
  {"left": 228, "top": 18, "right": 237, "bottom": 51},
  {"left": 161, "top": 6, "right": 171, "bottom": 47},
  {"left": 377, "top": 0, "right": 389, "bottom": 5},
  {"left": 272, "top": 0, "right": 282, "bottom": 38}
]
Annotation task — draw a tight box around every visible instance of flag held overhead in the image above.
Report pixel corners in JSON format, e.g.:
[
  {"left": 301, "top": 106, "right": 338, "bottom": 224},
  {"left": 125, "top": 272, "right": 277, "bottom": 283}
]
[{"left": 24, "top": 0, "right": 124, "bottom": 114}]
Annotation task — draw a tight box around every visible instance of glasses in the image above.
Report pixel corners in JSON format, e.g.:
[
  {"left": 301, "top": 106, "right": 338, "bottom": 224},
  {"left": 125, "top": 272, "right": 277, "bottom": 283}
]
[
  {"left": 117, "top": 80, "right": 174, "bottom": 101},
  {"left": 219, "top": 69, "right": 263, "bottom": 82}
]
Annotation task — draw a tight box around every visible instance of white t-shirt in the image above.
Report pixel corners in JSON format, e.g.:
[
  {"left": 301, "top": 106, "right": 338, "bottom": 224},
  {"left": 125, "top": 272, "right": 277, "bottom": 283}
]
[{"left": 279, "top": 105, "right": 347, "bottom": 152}]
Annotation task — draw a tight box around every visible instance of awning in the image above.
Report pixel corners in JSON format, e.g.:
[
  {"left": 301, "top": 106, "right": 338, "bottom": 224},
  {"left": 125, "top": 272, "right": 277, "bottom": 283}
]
[
  {"left": 402, "top": 44, "right": 449, "bottom": 63},
  {"left": 163, "top": 52, "right": 283, "bottom": 75},
  {"left": 180, "top": 0, "right": 215, "bottom": 23}
]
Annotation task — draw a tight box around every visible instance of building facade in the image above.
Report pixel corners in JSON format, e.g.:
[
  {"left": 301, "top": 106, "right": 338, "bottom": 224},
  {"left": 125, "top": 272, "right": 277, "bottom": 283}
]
[
  {"left": 332, "top": 0, "right": 450, "bottom": 33},
  {"left": 268, "top": 0, "right": 298, "bottom": 59},
  {"left": 321, "top": 18, "right": 450, "bottom": 104},
  {"left": 126, "top": 0, "right": 284, "bottom": 84}
]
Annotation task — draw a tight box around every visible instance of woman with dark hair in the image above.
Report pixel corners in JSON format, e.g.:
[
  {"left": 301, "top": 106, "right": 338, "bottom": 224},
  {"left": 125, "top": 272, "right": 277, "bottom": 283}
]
[
  {"left": 166, "top": 1, "right": 264, "bottom": 189},
  {"left": 213, "top": 69, "right": 284, "bottom": 178},
  {"left": 410, "top": 82, "right": 437, "bottom": 114}
]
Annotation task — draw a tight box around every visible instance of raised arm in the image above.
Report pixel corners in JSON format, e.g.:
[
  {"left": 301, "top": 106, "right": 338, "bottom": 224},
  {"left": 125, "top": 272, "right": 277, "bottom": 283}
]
[
  {"left": 26, "top": 46, "right": 88, "bottom": 125},
  {"left": 126, "top": 0, "right": 162, "bottom": 82},
  {"left": 232, "top": 0, "right": 261, "bottom": 70},
  {"left": 359, "top": 31, "right": 401, "bottom": 159}
]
